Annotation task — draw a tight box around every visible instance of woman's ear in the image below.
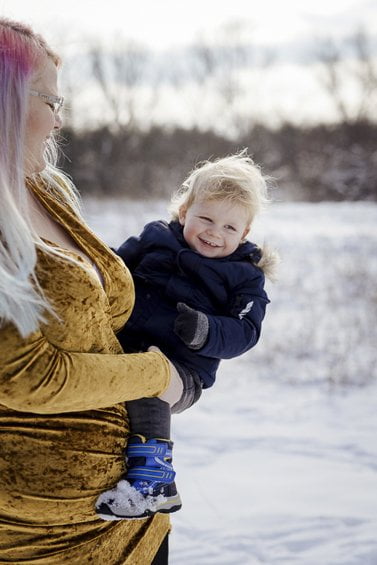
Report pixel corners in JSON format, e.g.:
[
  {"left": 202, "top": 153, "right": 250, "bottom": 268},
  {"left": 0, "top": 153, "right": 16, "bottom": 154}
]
[{"left": 178, "top": 205, "right": 187, "bottom": 225}]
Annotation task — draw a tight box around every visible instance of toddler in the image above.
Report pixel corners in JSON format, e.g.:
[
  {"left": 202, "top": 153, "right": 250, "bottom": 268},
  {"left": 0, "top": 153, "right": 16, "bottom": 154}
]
[{"left": 96, "top": 152, "right": 277, "bottom": 520}]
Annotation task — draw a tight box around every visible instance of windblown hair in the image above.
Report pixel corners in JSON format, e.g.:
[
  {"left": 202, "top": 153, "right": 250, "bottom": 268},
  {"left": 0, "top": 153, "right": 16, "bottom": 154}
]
[
  {"left": 169, "top": 151, "right": 271, "bottom": 225},
  {"left": 0, "top": 18, "right": 81, "bottom": 337},
  {"left": 169, "top": 151, "right": 279, "bottom": 281}
]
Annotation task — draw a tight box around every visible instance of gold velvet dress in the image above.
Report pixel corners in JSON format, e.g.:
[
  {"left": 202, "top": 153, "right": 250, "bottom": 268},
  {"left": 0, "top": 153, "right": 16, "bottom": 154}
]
[{"left": 0, "top": 180, "right": 171, "bottom": 563}]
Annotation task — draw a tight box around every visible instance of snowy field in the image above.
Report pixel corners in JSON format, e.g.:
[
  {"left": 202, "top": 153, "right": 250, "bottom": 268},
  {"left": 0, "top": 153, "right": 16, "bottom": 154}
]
[{"left": 83, "top": 199, "right": 377, "bottom": 565}]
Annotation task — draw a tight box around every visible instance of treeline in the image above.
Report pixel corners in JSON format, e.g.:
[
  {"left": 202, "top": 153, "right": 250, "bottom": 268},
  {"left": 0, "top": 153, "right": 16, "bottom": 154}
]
[
  {"left": 59, "top": 119, "right": 377, "bottom": 201},
  {"left": 56, "top": 25, "right": 377, "bottom": 201}
]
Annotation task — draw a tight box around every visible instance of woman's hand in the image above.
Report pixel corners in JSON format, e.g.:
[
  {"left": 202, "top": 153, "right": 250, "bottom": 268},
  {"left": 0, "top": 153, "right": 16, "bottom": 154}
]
[{"left": 148, "top": 346, "right": 183, "bottom": 406}]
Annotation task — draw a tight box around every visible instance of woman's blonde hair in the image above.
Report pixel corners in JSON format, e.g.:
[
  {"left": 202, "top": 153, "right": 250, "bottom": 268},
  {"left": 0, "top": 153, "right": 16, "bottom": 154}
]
[
  {"left": 169, "top": 151, "right": 271, "bottom": 225},
  {"left": 0, "top": 18, "right": 81, "bottom": 337}
]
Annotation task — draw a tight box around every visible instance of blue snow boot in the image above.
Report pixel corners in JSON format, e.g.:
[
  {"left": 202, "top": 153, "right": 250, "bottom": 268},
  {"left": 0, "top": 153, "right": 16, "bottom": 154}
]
[{"left": 96, "top": 436, "right": 182, "bottom": 520}]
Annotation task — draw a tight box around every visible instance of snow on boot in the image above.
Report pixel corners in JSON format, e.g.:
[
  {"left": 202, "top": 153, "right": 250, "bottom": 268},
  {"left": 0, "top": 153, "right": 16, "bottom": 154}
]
[{"left": 96, "top": 436, "right": 182, "bottom": 520}]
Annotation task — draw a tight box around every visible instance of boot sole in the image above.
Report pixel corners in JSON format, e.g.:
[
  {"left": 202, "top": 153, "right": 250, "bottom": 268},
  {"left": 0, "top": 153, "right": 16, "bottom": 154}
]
[{"left": 96, "top": 495, "right": 182, "bottom": 521}]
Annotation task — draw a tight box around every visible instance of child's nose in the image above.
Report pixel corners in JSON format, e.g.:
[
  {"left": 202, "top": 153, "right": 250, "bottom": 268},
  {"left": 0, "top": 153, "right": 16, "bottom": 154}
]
[{"left": 207, "top": 225, "right": 220, "bottom": 237}]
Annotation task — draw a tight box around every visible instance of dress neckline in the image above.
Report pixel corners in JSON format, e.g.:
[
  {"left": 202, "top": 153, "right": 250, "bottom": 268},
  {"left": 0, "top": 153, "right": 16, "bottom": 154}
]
[{"left": 28, "top": 177, "right": 109, "bottom": 291}]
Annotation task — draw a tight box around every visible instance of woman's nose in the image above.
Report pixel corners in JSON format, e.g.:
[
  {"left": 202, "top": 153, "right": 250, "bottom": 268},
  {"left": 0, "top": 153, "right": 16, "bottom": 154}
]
[{"left": 54, "top": 112, "right": 63, "bottom": 130}]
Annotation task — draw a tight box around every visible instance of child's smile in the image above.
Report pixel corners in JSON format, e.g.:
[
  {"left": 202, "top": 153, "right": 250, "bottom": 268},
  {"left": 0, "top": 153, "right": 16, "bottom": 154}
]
[{"left": 179, "top": 199, "right": 250, "bottom": 258}]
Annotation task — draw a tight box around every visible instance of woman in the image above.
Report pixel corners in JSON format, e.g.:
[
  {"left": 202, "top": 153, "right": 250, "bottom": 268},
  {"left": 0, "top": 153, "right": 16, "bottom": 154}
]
[{"left": 0, "top": 17, "right": 181, "bottom": 564}]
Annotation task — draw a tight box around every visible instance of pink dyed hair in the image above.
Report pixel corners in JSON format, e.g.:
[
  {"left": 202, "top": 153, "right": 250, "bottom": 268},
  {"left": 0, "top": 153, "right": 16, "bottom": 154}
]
[
  {"left": 0, "top": 17, "right": 59, "bottom": 72},
  {"left": 0, "top": 19, "right": 69, "bottom": 337},
  {"left": 0, "top": 18, "right": 60, "bottom": 179}
]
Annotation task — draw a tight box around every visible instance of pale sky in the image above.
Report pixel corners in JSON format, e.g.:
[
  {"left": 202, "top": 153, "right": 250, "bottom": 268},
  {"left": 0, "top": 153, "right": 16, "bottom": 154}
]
[
  {"left": 1, "top": 0, "right": 376, "bottom": 128},
  {"left": 1, "top": 0, "right": 376, "bottom": 52}
]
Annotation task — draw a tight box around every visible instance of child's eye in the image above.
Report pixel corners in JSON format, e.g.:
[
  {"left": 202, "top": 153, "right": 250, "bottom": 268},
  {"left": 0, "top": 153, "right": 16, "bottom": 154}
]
[
  {"left": 199, "top": 216, "right": 212, "bottom": 222},
  {"left": 225, "top": 225, "right": 236, "bottom": 231}
]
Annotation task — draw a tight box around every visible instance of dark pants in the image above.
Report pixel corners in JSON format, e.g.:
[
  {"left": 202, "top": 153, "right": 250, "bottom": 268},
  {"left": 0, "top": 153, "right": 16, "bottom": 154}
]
[
  {"left": 126, "top": 363, "right": 203, "bottom": 440},
  {"left": 151, "top": 534, "right": 169, "bottom": 565}
]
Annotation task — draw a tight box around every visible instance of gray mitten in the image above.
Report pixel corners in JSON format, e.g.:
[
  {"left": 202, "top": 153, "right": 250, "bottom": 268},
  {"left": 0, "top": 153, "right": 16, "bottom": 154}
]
[{"left": 173, "top": 302, "right": 209, "bottom": 350}]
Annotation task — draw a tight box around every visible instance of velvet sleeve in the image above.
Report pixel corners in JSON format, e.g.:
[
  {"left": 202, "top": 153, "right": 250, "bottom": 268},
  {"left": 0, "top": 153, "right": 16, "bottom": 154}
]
[{"left": 0, "top": 323, "right": 170, "bottom": 414}]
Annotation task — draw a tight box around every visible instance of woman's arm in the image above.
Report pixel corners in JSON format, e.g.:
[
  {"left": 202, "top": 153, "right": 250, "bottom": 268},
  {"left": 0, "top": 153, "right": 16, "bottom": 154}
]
[{"left": 0, "top": 323, "right": 170, "bottom": 414}]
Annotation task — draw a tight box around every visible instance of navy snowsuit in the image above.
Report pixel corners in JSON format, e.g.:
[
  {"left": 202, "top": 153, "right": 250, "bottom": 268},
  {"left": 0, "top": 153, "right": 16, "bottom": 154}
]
[{"left": 117, "top": 220, "right": 270, "bottom": 389}]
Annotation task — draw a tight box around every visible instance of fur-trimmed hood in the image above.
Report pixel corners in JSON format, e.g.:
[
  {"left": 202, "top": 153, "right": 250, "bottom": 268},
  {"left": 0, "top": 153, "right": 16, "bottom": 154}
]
[{"left": 251, "top": 243, "right": 280, "bottom": 282}]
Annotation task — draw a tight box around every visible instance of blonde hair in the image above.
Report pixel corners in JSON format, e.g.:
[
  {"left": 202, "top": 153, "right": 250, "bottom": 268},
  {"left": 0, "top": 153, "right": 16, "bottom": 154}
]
[
  {"left": 169, "top": 151, "right": 271, "bottom": 225},
  {"left": 0, "top": 18, "right": 82, "bottom": 338}
]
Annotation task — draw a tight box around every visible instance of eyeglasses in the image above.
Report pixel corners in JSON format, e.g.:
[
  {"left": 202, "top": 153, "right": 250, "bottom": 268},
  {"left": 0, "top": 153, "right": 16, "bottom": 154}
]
[{"left": 29, "top": 89, "right": 64, "bottom": 114}]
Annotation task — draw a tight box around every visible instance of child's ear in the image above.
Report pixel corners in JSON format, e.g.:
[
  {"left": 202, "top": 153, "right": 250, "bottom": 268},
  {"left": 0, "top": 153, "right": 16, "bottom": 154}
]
[
  {"left": 178, "top": 205, "right": 187, "bottom": 225},
  {"left": 242, "top": 225, "right": 251, "bottom": 240}
]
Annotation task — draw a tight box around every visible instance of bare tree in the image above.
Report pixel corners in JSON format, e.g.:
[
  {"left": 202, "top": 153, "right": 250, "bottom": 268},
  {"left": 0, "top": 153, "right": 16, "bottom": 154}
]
[
  {"left": 177, "top": 21, "right": 251, "bottom": 136},
  {"left": 89, "top": 39, "right": 153, "bottom": 131},
  {"left": 317, "top": 28, "right": 377, "bottom": 123},
  {"left": 350, "top": 29, "right": 377, "bottom": 120},
  {"left": 181, "top": 20, "right": 276, "bottom": 137}
]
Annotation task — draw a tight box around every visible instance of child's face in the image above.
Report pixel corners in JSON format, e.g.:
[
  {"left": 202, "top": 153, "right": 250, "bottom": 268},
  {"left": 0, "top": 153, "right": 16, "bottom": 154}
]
[{"left": 178, "top": 199, "right": 250, "bottom": 258}]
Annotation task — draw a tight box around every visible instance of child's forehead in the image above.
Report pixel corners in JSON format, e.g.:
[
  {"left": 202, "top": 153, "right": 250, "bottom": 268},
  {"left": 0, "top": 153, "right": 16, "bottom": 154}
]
[
  {"left": 191, "top": 198, "right": 250, "bottom": 222},
  {"left": 193, "top": 198, "right": 244, "bottom": 212}
]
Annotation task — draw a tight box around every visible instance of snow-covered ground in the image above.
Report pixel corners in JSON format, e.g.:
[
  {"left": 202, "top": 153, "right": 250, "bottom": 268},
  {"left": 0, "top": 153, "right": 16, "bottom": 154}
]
[{"left": 84, "top": 199, "right": 377, "bottom": 565}]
